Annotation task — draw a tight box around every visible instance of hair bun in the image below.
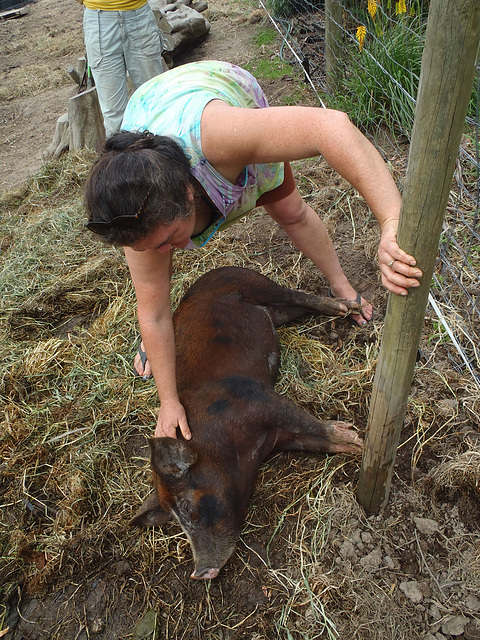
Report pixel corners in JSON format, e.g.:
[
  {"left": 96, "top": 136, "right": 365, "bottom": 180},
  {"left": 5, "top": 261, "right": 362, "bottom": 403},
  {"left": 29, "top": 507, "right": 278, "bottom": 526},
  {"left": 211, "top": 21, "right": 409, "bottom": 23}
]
[{"left": 104, "top": 131, "right": 155, "bottom": 153}]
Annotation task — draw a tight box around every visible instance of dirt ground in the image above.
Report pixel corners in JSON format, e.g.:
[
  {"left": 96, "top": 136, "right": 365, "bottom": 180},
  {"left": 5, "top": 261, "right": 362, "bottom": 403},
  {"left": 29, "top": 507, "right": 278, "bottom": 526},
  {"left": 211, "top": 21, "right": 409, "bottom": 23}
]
[
  {"left": 0, "top": 0, "right": 82, "bottom": 191},
  {"left": 1, "top": 1, "right": 479, "bottom": 639},
  {"left": 0, "top": 0, "right": 288, "bottom": 191}
]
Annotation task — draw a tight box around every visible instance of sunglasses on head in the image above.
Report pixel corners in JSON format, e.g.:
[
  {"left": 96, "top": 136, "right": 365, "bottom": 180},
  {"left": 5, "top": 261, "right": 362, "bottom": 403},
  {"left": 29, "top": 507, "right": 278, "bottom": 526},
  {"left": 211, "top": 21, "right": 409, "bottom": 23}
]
[{"left": 86, "top": 189, "right": 151, "bottom": 235}]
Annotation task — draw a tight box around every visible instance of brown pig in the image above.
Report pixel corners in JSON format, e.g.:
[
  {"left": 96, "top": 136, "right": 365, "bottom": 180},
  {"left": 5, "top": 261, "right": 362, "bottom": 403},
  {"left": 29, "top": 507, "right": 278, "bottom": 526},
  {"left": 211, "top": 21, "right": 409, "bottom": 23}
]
[{"left": 130, "top": 266, "right": 363, "bottom": 579}]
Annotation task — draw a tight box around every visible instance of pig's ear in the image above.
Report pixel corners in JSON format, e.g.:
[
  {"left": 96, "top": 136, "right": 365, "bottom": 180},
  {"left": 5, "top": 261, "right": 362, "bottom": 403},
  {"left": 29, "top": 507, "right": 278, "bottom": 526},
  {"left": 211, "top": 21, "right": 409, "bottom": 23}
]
[
  {"left": 148, "top": 437, "right": 198, "bottom": 480},
  {"left": 129, "top": 491, "right": 172, "bottom": 528}
]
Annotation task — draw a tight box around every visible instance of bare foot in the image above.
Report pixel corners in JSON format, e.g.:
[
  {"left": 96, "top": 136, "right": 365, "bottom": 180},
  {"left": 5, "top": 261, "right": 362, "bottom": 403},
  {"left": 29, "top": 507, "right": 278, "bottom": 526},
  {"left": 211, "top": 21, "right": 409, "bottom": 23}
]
[
  {"left": 134, "top": 341, "right": 153, "bottom": 379},
  {"left": 329, "top": 286, "right": 373, "bottom": 327}
]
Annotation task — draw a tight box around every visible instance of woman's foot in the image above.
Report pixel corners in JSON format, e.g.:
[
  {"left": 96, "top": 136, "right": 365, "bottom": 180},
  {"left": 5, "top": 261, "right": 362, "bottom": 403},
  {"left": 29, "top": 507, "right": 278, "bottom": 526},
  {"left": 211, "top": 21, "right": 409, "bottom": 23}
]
[
  {"left": 328, "top": 286, "right": 373, "bottom": 327},
  {"left": 133, "top": 341, "right": 153, "bottom": 380}
]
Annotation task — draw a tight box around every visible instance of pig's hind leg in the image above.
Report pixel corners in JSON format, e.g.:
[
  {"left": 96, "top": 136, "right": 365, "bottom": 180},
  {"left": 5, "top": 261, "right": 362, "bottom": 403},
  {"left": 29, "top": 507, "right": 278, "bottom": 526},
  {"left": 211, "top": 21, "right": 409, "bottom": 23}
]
[
  {"left": 268, "top": 393, "right": 363, "bottom": 455},
  {"left": 265, "top": 289, "right": 361, "bottom": 327},
  {"left": 233, "top": 269, "right": 360, "bottom": 326}
]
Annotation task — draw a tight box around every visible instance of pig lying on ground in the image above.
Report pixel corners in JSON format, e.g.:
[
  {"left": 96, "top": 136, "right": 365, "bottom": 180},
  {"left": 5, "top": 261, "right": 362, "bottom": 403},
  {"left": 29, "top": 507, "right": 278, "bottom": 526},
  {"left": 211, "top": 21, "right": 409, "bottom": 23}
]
[{"left": 130, "top": 266, "right": 363, "bottom": 579}]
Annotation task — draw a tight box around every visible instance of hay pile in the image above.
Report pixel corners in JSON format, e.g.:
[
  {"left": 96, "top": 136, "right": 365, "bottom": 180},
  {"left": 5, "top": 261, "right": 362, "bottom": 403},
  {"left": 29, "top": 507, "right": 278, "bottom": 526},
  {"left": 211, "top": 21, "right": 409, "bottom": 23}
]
[{"left": 1, "top": 154, "right": 479, "bottom": 639}]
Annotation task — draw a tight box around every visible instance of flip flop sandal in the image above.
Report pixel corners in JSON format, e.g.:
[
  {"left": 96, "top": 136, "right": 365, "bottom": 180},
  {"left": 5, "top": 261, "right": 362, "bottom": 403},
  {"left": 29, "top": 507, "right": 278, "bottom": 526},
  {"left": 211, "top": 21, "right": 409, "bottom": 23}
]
[
  {"left": 328, "top": 288, "right": 373, "bottom": 326},
  {"left": 134, "top": 343, "right": 153, "bottom": 380}
]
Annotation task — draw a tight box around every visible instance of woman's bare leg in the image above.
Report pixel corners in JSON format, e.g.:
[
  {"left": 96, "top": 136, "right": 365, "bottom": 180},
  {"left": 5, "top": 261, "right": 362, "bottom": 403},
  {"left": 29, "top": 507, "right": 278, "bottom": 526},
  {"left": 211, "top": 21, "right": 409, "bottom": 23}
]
[{"left": 264, "top": 188, "right": 373, "bottom": 326}]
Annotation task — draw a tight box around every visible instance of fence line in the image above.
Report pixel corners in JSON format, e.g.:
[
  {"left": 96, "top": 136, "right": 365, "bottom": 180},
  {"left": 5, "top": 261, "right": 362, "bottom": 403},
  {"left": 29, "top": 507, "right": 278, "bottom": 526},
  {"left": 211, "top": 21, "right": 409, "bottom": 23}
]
[{"left": 262, "top": 0, "right": 480, "bottom": 386}]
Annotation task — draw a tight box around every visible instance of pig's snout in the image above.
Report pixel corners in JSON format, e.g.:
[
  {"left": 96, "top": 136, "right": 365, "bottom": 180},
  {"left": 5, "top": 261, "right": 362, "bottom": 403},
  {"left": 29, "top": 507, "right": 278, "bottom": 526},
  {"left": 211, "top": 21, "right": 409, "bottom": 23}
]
[{"left": 191, "top": 566, "right": 220, "bottom": 580}]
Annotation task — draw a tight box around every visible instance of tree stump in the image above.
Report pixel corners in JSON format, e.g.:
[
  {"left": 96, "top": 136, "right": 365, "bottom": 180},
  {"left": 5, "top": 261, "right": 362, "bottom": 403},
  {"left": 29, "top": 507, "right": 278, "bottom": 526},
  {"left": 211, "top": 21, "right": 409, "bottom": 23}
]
[
  {"left": 43, "top": 113, "right": 70, "bottom": 160},
  {"left": 67, "top": 87, "right": 105, "bottom": 152}
]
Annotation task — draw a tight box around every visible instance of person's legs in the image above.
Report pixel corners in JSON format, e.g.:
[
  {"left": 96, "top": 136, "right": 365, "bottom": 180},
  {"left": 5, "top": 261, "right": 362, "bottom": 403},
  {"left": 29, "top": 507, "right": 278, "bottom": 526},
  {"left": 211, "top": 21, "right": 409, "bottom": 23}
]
[
  {"left": 123, "top": 3, "right": 167, "bottom": 90},
  {"left": 263, "top": 183, "right": 373, "bottom": 326},
  {"left": 84, "top": 8, "right": 129, "bottom": 137}
]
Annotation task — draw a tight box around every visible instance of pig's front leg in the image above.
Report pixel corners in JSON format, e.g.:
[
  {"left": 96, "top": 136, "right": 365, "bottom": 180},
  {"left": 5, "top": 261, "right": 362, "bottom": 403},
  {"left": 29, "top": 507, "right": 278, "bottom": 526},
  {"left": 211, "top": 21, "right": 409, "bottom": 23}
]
[
  {"left": 274, "top": 420, "right": 363, "bottom": 455},
  {"left": 265, "top": 393, "right": 363, "bottom": 455}
]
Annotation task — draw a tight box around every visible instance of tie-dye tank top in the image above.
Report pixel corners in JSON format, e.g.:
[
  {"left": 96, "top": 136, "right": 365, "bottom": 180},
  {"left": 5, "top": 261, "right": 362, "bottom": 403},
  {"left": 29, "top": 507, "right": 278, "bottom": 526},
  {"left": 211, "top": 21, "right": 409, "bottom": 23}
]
[{"left": 121, "top": 60, "right": 285, "bottom": 248}]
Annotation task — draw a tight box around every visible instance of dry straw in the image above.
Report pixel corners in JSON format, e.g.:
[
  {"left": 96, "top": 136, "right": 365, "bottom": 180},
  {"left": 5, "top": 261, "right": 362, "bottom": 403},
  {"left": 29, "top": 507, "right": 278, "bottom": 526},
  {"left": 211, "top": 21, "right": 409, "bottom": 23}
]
[{"left": 1, "top": 153, "right": 478, "bottom": 639}]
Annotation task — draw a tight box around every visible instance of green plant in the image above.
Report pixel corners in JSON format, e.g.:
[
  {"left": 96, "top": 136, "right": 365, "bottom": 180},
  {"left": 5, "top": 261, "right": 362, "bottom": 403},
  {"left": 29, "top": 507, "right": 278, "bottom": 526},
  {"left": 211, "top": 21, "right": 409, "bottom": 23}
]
[
  {"left": 267, "top": 0, "right": 323, "bottom": 19},
  {"left": 331, "top": 6, "right": 426, "bottom": 135},
  {"left": 255, "top": 26, "right": 278, "bottom": 47},
  {"left": 244, "top": 57, "right": 295, "bottom": 81},
  {"left": 467, "top": 73, "right": 479, "bottom": 121},
  {"left": 278, "top": 88, "right": 306, "bottom": 105}
]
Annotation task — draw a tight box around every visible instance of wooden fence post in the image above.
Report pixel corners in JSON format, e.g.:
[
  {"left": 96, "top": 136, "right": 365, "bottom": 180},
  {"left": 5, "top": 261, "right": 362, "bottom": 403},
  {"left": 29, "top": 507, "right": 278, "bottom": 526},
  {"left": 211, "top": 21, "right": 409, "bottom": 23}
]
[
  {"left": 356, "top": 0, "right": 480, "bottom": 514},
  {"left": 324, "top": 0, "right": 343, "bottom": 94}
]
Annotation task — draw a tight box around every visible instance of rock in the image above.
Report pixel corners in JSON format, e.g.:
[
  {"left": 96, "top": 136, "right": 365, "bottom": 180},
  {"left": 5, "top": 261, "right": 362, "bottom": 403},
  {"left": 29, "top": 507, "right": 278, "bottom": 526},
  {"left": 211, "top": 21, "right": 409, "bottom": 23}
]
[
  {"left": 465, "top": 622, "right": 480, "bottom": 640},
  {"left": 166, "top": 5, "right": 209, "bottom": 38},
  {"left": 359, "top": 547, "right": 382, "bottom": 572},
  {"left": 399, "top": 581, "right": 424, "bottom": 603},
  {"left": 466, "top": 595, "right": 480, "bottom": 612},
  {"left": 340, "top": 540, "right": 357, "bottom": 560},
  {"left": 149, "top": 0, "right": 210, "bottom": 58},
  {"left": 192, "top": 0, "right": 207, "bottom": 10},
  {"left": 441, "top": 615, "right": 469, "bottom": 637},
  {"left": 428, "top": 604, "right": 441, "bottom": 621},
  {"left": 414, "top": 517, "right": 440, "bottom": 535},
  {"left": 384, "top": 555, "right": 395, "bottom": 570},
  {"left": 133, "top": 609, "right": 157, "bottom": 639},
  {"left": 361, "top": 531, "right": 373, "bottom": 544},
  {"left": 248, "top": 8, "right": 264, "bottom": 24},
  {"left": 90, "top": 618, "right": 106, "bottom": 634}
]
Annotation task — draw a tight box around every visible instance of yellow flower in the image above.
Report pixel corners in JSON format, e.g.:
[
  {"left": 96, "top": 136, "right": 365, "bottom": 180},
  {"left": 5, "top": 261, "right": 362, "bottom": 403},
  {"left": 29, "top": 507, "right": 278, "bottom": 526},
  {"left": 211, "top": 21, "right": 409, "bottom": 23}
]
[
  {"left": 368, "top": 0, "right": 378, "bottom": 20},
  {"left": 356, "top": 25, "right": 367, "bottom": 51},
  {"left": 396, "top": 0, "right": 407, "bottom": 14}
]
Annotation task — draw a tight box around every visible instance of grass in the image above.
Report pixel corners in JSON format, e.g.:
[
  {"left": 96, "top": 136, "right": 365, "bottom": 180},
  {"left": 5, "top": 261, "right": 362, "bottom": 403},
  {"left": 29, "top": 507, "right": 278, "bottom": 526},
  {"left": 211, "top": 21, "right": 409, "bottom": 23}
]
[
  {"left": 255, "top": 26, "right": 279, "bottom": 47},
  {"left": 0, "top": 25, "right": 84, "bottom": 102},
  {"left": 329, "top": 15, "right": 425, "bottom": 135},
  {"left": 244, "top": 56, "right": 296, "bottom": 81},
  {"left": 1, "top": 153, "right": 479, "bottom": 639},
  {"left": 1, "top": 1, "right": 480, "bottom": 636}
]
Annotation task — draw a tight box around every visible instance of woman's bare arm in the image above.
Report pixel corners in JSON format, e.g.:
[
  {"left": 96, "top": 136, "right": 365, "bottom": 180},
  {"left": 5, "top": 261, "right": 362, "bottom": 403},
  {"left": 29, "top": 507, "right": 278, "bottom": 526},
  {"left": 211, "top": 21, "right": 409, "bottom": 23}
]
[
  {"left": 201, "top": 102, "right": 422, "bottom": 294},
  {"left": 124, "top": 246, "right": 191, "bottom": 439}
]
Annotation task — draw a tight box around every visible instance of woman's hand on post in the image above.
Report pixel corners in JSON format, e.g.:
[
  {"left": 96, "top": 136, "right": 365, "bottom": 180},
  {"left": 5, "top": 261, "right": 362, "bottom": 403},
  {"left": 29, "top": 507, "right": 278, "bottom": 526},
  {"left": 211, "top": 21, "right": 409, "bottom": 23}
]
[
  {"left": 155, "top": 399, "right": 192, "bottom": 440},
  {"left": 378, "top": 219, "right": 423, "bottom": 296}
]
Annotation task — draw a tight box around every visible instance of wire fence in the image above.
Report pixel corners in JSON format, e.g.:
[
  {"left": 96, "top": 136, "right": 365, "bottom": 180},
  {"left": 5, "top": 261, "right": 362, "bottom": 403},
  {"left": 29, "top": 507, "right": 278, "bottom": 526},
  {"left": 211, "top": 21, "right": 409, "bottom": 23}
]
[{"left": 260, "top": 0, "right": 480, "bottom": 387}]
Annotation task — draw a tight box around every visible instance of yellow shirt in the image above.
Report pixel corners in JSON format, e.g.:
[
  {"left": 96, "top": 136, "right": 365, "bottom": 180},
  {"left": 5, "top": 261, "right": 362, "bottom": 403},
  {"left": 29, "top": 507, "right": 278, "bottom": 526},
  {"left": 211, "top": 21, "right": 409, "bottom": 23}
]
[{"left": 83, "top": 0, "right": 146, "bottom": 10}]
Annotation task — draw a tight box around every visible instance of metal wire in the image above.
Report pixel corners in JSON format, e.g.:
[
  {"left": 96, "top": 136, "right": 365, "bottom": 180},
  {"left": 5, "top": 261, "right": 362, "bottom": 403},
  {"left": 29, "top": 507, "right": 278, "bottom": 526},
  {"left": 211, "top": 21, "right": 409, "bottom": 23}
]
[{"left": 261, "top": 0, "right": 480, "bottom": 382}]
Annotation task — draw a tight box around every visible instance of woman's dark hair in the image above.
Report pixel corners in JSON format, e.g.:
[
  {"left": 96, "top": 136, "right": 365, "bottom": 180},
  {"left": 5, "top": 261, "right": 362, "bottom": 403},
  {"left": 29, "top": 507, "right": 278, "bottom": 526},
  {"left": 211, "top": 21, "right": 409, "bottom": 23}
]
[{"left": 84, "top": 131, "right": 195, "bottom": 246}]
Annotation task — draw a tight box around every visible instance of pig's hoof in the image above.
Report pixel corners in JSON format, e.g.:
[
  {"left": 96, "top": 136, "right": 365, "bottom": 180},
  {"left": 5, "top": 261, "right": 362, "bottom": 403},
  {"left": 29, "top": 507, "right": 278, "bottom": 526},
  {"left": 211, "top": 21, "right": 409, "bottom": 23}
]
[
  {"left": 327, "top": 421, "right": 364, "bottom": 453},
  {"left": 191, "top": 567, "right": 220, "bottom": 580}
]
